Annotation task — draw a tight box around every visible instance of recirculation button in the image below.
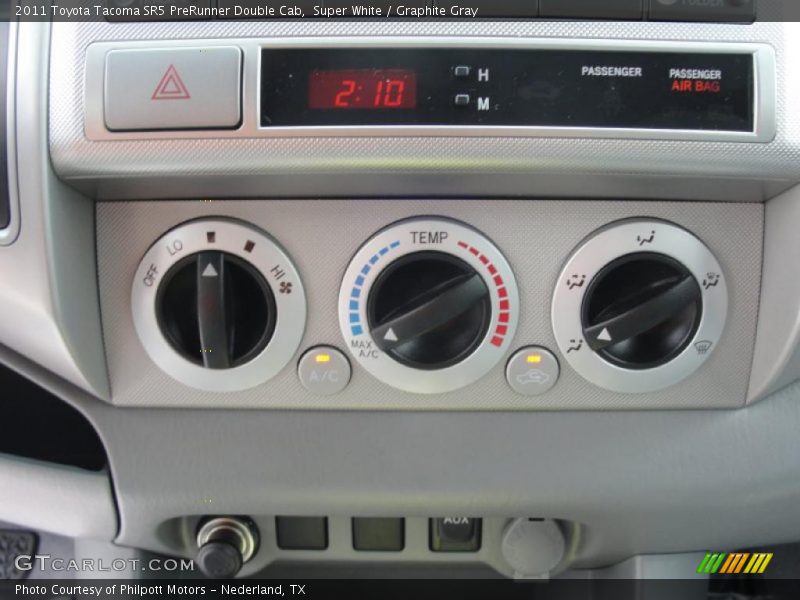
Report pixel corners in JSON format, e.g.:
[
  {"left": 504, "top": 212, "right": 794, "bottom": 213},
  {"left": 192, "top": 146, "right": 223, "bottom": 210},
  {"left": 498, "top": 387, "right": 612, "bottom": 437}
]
[{"left": 506, "top": 346, "right": 560, "bottom": 396}]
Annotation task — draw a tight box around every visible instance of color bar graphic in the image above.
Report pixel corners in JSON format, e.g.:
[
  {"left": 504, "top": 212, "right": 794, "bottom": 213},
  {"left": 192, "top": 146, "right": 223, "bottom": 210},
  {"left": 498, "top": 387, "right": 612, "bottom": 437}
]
[{"left": 697, "top": 552, "right": 773, "bottom": 575}]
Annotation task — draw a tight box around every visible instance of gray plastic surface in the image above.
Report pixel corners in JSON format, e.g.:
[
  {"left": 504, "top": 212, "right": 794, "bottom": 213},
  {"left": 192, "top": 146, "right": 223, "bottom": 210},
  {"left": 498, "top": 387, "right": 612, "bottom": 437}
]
[
  {"left": 98, "top": 199, "right": 762, "bottom": 410},
  {"left": 748, "top": 182, "right": 800, "bottom": 400},
  {"left": 49, "top": 19, "right": 800, "bottom": 203},
  {"left": 591, "top": 552, "right": 708, "bottom": 580},
  {"left": 0, "top": 23, "right": 109, "bottom": 398},
  {"left": 5, "top": 339, "right": 800, "bottom": 569},
  {"left": 501, "top": 518, "right": 565, "bottom": 578},
  {"left": 0, "top": 454, "right": 116, "bottom": 541},
  {"left": 99, "top": 379, "right": 800, "bottom": 568}
]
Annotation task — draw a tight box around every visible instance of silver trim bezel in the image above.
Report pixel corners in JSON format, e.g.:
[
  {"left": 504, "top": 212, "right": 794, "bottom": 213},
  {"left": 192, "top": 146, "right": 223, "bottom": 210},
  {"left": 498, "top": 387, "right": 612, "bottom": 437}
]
[
  {"left": 196, "top": 517, "right": 257, "bottom": 564},
  {"left": 551, "top": 219, "right": 728, "bottom": 394},
  {"left": 338, "top": 217, "right": 519, "bottom": 394},
  {"left": 0, "top": 22, "right": 19, "bottom": 246},
  {"left": 85, "top": 37, "right": 776, "bottom": 143},
  {"left": 131, "top": 218, "right": 307, "bottom": 393}
]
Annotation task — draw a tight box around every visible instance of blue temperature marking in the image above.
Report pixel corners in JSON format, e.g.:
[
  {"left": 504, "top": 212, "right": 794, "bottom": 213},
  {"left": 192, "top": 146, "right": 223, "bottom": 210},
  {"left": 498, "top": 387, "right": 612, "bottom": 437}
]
[{"left": 349, "top": 241, "right": 401, "bottom": 336}]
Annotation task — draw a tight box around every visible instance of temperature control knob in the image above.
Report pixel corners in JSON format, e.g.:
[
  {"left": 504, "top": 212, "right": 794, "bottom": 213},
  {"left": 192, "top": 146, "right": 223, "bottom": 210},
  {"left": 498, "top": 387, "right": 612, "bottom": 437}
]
[
  {"left": 132, "top": 219, "right": 306, "bottom": 392},
  {"left": 368, "top": 252, "right": 491, "bottom": 370},
  {"left": 339, "top": 218, "right": 518, "bottom": 394}
]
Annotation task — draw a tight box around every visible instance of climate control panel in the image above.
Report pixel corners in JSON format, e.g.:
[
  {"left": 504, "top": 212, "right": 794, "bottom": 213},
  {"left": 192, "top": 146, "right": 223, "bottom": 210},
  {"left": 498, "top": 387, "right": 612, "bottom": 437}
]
[{"left": 117, "top": 200, "right": 758, "bottom": 410}]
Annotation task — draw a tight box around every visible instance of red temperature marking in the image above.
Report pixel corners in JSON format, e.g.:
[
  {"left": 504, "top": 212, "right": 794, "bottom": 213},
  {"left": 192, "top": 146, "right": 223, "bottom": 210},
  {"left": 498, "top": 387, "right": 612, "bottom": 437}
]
[{"left": 458, "top": 241, "right": 513, "bottom": 347}]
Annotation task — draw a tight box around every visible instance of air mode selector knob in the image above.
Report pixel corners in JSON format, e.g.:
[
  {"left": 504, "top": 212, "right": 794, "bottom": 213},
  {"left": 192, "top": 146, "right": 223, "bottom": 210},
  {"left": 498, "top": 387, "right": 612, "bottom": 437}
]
[
  {"left": 581, "top": 253, "right": 702, "bottom": 369},
  {"left": 552, "top": 219, "right": 727, "bottom": 394}
]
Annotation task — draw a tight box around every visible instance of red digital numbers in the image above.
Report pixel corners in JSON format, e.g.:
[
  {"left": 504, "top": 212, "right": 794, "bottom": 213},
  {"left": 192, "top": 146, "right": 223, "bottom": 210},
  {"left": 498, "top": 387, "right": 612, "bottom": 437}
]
[
  {"left": 309, "top": 69, "right": 417, "bottom": 110},
  {"left": 334, "top": 80, "right": 357, "bottom": 107},
  {"left": 374, "top": 80, "right": 406, "bottom": 107}
]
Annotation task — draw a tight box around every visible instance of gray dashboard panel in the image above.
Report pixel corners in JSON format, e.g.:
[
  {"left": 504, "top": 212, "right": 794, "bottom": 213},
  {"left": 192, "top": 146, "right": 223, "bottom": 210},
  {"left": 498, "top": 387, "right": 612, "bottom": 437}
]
[
  {"left": 11, "top": 340, "right": 799, "bottom": 570},
  {"left": 0, "top": 452, "right": 117, "bottom": 541},
  {"left": 5, "top": 327, "right": 800, "bottom": 570},
  {"left": 97, "top": 199, "right": 763, "bottom": 410},
  {"left": 50, "top": 20, "right": 800, "bottom": 202},
  {"left": 749, "top": 183, "right": 800, "bottom": 401},
  {"left": 82, "top": 37, "right": 776, "bottom": 143},
  {"left": 0, "top": 23, "right": 109, "bottom": 398}
]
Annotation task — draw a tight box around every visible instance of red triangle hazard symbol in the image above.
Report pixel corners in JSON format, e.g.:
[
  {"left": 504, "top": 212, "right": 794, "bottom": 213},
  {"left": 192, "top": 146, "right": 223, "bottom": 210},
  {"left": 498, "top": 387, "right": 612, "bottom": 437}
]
[{"left": 151, "top": 65, "right": 191, "bottom": 101}]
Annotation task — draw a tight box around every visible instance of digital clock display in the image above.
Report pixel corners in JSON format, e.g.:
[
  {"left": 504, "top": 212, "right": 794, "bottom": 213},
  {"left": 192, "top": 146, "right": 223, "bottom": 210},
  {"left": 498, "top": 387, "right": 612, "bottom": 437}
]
[
  {"left": 308, "top": 69, "right": 417, "bottom": 110},
  {"left": 262, "top": 49, "right": 754, "bottom": 132}
]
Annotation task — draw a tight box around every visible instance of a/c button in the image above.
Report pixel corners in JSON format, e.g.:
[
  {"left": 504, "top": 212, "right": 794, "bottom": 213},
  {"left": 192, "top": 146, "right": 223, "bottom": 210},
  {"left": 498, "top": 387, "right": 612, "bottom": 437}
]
[{"left": 298, "top": 346, "right": 352, "bottom": 396}]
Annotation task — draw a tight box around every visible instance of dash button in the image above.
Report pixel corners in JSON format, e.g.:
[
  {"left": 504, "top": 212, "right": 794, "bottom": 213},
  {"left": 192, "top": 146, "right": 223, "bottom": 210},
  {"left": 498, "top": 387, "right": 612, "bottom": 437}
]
[
  {"left": 104, "top": 46, "right": 241, "bottom": 131},
  {"left": 506, "top": 346, "right": 560, "bottom": 396},
  {"left": 298, "top": 346, "right": 352, "bottom": 396}
]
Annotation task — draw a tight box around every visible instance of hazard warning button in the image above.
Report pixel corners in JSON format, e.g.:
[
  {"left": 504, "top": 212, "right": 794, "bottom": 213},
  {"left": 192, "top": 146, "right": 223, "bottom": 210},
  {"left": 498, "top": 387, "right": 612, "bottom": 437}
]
[{"left": 104, "top": 46, "right": 241, "bottom": 131}]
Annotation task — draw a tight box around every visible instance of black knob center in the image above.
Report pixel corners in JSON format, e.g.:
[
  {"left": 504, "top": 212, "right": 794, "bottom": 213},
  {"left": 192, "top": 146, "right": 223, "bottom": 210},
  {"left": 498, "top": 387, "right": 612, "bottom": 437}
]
[
  {"left": 367, "top": 251, "right": 491, "bottom": 370},
  {"left": 156, "top": 252, "right": 276, "bottom": 369},
  {"left": 195, "top": 541, "right": 243, "bottom": 579},
  {"left": 581, "top": 253, "right": 702, "bottom": 369}
]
